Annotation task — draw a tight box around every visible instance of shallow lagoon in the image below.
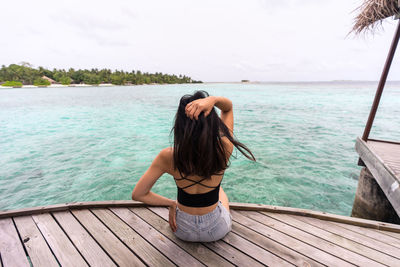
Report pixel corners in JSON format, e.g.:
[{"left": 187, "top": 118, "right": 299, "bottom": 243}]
[{"left": 1, "top": 82, "right": 399, "bottom": 215}]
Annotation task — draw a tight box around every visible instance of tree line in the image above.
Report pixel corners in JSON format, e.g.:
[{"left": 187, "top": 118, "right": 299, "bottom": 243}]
[{"left": 0, "top": 63, "right": 202, "bottom": 86}]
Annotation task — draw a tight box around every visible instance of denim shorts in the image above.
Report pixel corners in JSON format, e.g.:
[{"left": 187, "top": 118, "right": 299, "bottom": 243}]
[{"left": 174, "top": 201, "right": 232, "bottom": 242}]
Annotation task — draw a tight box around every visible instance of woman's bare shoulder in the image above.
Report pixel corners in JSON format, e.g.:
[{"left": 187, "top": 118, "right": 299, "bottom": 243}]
[
  {"left": 159, "top": 147, "right": 173, "bottom": 160},
  {"left": 158, "top": 147, "right": 174, "bottom": 172}
]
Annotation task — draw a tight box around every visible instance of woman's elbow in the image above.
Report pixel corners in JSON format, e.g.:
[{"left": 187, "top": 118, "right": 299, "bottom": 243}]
[
  {"left": 131, "top": 188, "right": 140, "bottom": 201},
  {"left": 131, "top": 187, "right": 145, "bottom": 201}
]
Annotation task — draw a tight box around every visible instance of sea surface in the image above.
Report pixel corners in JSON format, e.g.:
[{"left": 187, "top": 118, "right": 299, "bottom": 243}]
[{"left": 1, "top": 82, "right": 399, "bottom": 215}]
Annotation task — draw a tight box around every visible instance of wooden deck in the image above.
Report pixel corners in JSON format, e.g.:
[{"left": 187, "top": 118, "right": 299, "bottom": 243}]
[
  {"left": 1, "top": 201, "right": 400, "bottom": 267},
  {"left": 356, "top": 137, "right": 400, "bottom": 217}
]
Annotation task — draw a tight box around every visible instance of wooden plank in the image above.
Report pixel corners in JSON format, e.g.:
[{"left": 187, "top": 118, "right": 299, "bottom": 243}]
[
  {"left": 0, "top": 218, "right": 30, "bottom": 267},
  {"left": 146, "top": 206, "right": 259, "bottom": 267},
  {"left": 71, "top": 209, "right": 144, "bottom": 267},
  {"left": 241, "top": 211, "right": 384, "bottom": 266},
  {"left": 296, "top": 215, "right": 400, "bottom": 259},
  {"left": 222, "top": 230, "right": 293, "bottom": 266},
  {"left": 91, "top": 208, "right": 174, "bottom": 267},
  {"left": 329, "top": 220, "right": 400, "bottom": 249},
  {"left": 0, "top": 200, "right": 147, "bottom": 219},
  {"left": 230, "top": 201, "right": 400, "bottom": 233},
  {"left": 265, "top": 212, "right": 399, "bottom": 266},
  {"left": 144, "top": 207, "right": 291, "bottom": 266},
  {"left": 377, "top": 229, "right": 400, "bottom": 240},
  {"left": 2, "top": 200, "right": 400, "bottom": 233},
  {"left": 52, "top": 211, "right": 116, "bottom": 267},
  {"left": 13, "top": 216, "right": 58, "bottom": 267},
  {"left": 232, "top": 210, "right": 356, "bottom": 267},
  {"left": 32, "top": 213, "right": 88, "bottom": 267},
  {"left": 110, "top": 207, "right": 204, "bottom": 266},
  {"left": 231, "top": 218, "right": 323, "bottom": 267}
]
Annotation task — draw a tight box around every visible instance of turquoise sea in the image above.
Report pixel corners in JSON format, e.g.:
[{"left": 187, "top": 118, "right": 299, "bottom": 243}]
[{"left": 1, "top": 82, "right": 399, "bottom": 215}]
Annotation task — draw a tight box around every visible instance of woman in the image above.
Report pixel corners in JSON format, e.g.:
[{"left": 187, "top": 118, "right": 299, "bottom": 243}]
[{"left": 132, "top": 91, "right": 255, "bottom": 242}]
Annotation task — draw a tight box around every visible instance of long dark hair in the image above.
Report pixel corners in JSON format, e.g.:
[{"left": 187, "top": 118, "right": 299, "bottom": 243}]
[{"left": 171, "top": 90, "right": 256, "bottom": 178}]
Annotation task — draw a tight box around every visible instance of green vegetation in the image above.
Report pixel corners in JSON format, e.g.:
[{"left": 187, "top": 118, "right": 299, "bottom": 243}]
[
  {"left": 0, "top": 63, "right": 202, "bottom": 86},
  {"left": 59, "top": 76, "right": 71, "bottom": 85},
  {"left": 33, "top": 78, "right": 51, "bottom": 87},
  {"left": 1, "top": 81, "right": 23, "bottom": 87}
]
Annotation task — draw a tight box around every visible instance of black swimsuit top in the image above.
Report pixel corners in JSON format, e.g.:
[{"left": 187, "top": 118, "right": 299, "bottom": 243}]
[{"left": 174, "top": 175, "right": 221, "bottom": 207}]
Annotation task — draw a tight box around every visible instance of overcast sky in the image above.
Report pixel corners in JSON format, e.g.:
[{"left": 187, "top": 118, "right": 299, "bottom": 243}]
[{"left": 1, "top": 0, "right": 399, "bottom": 82}]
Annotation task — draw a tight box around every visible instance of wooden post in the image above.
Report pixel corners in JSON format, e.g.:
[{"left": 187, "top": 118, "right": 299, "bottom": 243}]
[{"left": 362, "top": 19, "right": 400, "bottom": 141}]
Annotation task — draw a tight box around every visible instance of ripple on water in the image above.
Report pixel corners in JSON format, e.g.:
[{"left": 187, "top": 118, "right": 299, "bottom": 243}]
[{"left": 0, "top": 83, "right": 399, "bottom": 215}]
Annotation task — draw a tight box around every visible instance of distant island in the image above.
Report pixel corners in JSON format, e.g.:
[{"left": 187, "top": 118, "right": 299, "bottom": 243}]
[{"left": 0, "top": 63, "right": 202, "bottom": 87}]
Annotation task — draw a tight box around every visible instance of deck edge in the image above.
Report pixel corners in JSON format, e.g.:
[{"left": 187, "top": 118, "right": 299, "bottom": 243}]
[{"left": 1, "top": 200, "right": 399, "bottom": 232}]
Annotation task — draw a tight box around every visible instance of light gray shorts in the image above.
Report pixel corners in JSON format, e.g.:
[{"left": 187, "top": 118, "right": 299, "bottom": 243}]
[{"left": 174, "top": 201, "right": 232, "bottom": 242}]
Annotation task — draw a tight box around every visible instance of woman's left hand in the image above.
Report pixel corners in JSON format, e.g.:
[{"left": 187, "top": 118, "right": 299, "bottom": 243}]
[{"left": 169, "top": 200, "right": 177, "bottom": 232}]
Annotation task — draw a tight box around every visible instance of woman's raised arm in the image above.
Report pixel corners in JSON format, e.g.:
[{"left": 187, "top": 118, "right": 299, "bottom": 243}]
[{"left": 185, "top": 96, "right": 234, "bottom": 134}]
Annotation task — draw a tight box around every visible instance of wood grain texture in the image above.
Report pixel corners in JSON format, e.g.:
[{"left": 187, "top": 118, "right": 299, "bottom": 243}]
[
  {"left": 297, "top": 215, "right": 400, "bottom": 260},
  {"left": 110, "top": 207, "right": 204, "bottom": 266},
  {"left": 267, "top": 212, "right": 398, "bottom": 266},
  {"left": 91, "top": 208, "right": 174, "bottom": 267},
  {"left": 52, "top": 211, "right": 115, "bottom": 267},
  {"left": 13, "top": 216, "right": 58, "bottom": 267},
  {"left": 231, "top": 217, "right": 322, "bottom": 267},
  {"left": 255, "top": 211, "right": 385, "bottom": 266},
  {"left": 71, "top": 209, "right": 145, "bottom": 267},
  {"left": 32, "top": 213, "right": 88, "bottom": 267},
  {"left": 0, "top": 218, "right": 30, "bottom": 267},
  {"left": 329, "top": 220, "right": 400, "bottom": 249},
  {"left": 2, "top": 201, "right": 400, "bottom": 234},
  {"left": 232, "top": 210, "right": 356, "bottom": 267}
]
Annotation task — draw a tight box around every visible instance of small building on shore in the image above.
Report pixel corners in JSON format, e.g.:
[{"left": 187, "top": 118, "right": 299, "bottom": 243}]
[{"left": 42, "top": 75, "right": 57, "bottom": 84}]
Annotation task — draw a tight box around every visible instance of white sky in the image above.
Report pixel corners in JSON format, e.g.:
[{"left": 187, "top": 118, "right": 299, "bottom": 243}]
[{"left": 1, "top": 0, "right": 399, "bottom": 82}]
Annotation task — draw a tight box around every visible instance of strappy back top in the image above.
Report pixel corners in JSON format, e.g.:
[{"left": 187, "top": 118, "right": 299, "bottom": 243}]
[{"left": 174, "top": 175, "right": 221, "bottom": 207}]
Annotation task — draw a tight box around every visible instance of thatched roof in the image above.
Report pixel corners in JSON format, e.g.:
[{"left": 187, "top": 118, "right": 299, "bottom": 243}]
[
  {"left": 42, "top": 75, "right": 56, "bottom": 83},
  {"left": 352, "top": 0, "right": 400, "bottom": 34}
]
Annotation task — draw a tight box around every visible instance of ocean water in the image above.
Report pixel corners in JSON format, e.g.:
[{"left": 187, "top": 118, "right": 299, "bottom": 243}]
[{"left": 1, "top": 82, "right": 399, "bottom": 215}]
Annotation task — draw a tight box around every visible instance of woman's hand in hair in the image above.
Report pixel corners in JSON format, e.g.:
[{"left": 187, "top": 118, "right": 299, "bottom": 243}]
[
  {"left": 169, "top": 200, "right": 178, "bottom": 232},
  {"left": 185, "top": 96, "right": 216, "bottom": 120}
]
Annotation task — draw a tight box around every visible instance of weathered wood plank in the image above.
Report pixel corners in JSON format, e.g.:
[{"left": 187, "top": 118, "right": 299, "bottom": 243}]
[
  {"left": 32, "top": 213, "right": 88, "bottom": 267},
  {"left": 377, "top": 229, "right": 400, "bottom": 240},
  {"left": 13, "top": 216, "right": 58, "bottom": 267},
  {"left": 231, "top": 218, "right": 322, "bottom": 267},
  {"left": 0, "top": 200, "right": 147, "bottom": 219},
  {"left": 71, "top": 209, "right": 144, "bottom": 267},
  {"left": 0, "top": 218, "right": 30, "bottom": 267},
  {"left": 230, "top": 201, "right": 400, "bottom": 232},
  {"left": 297, "top": 215, "right": 400, "bottom": 259},
  {"left": 247, "top": 211, "right": 384, "bottom": 266},
  {"left": 2, "top": 200, "right": 400, "bottom": 234},
  {"left": 147, "top": 206, "right": 259, "bottom": 267},
  {"left": 91, "top": 208, "right": 174, "bottom": 267},
  {"left": 52, "top": 211, "right": 115, "bottom": 267},
  {"left": 110, "top": 207, "right": 204, "bottom": 266},
  {"left": 3, "top": 201, "right": 400, "bottom": 234},
  {"left": 330, "top": 220, "right": 400, "bottom": 249},
  {"left": 144, "top": 207, "right": 292, "bottom": 266},
  {"left": 266, "top": 212, "right": 399, "bottom": 266},
  {"left": 232, "top": 210, "right": 356, "bottom": 267},
  {"left": 223, "top": 230, "right": 293, "bottom": 266}
]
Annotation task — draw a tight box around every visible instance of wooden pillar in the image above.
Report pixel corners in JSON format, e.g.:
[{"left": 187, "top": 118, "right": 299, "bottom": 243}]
[{"left": 352, "top": 167, "right": 400, "bottom": 224}]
